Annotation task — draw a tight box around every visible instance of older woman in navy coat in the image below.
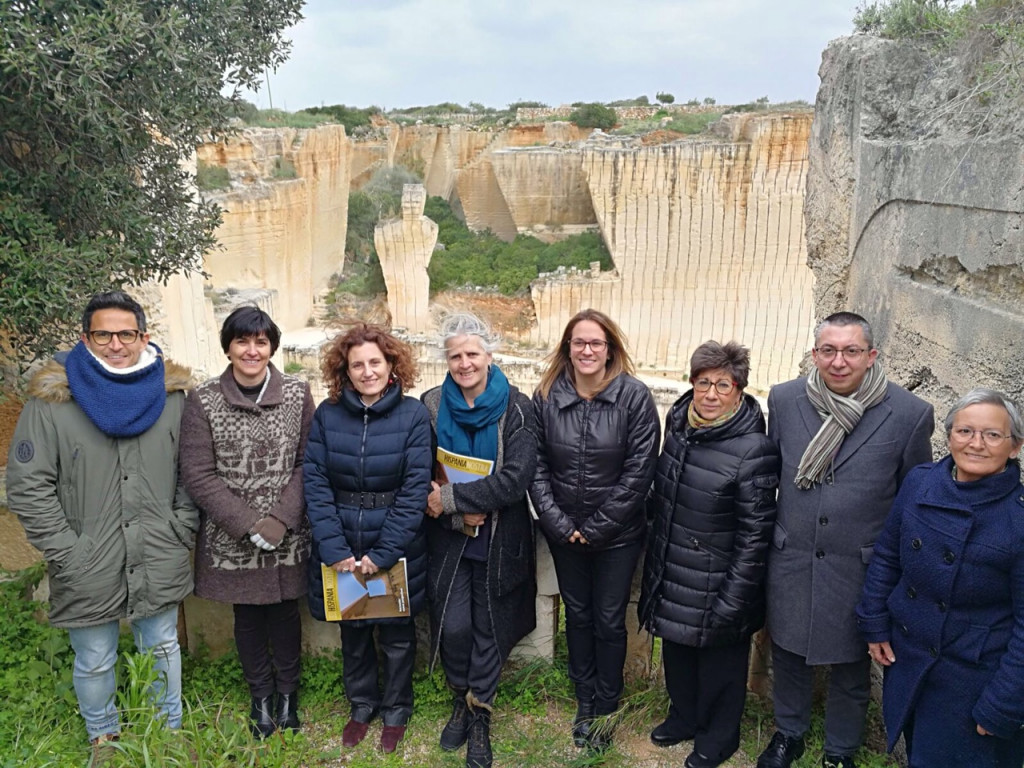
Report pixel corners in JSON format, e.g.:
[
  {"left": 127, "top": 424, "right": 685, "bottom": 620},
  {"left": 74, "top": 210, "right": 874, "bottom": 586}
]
[
  {"left": 857, "top": 388, "right": 1024, "bottom": 768},
  {"left": 304, "top": 324, "right": 432, "bottom": 754}
]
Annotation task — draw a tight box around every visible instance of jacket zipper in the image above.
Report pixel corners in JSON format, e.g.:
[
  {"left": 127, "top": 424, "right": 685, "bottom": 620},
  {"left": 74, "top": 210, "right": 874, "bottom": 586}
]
[
  {"left": 358, "top": 408, "right": 369, "bottom": 558},
  {"left": 575, "top": 399, "right": 591, "bottom": 530}
]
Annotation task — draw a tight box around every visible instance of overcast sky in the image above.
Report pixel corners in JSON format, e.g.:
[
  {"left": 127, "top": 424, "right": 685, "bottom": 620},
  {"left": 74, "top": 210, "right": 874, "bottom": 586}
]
[{"left": 240, "top": 0, "right": 861, "bottom": 112}]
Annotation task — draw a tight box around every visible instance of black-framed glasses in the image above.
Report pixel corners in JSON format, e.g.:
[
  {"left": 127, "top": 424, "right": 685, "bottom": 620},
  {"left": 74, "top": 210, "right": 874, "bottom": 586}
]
[
  {"left": 814, "top": 346, "right": 869, "bottom": 361},
  {"left": 569, "top": 338, "right": 608, "bottom": 352},
  {"left": 87, "top": 329, "right": 142, "bottom": 346},
  {"left": 950, "top": 427, "right": 1013, "bottom": 446},
  {"left": 693, "top": 378, "right": 737, "bottom": 395}
]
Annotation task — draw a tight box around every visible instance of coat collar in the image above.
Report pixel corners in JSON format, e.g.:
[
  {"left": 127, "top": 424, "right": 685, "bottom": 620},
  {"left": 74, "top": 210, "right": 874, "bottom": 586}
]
[
  {"left": 921, "top": 454, "right": 1023, "bottom": 510},
  {"left": 550, "top": 370, "right": 625, "bottom": 409},
  {"left": 217, "top": 362, "right": 284, "bottom": 410},
  {"left": 794, "top": 380, "right": 894, "bottom": 473}
]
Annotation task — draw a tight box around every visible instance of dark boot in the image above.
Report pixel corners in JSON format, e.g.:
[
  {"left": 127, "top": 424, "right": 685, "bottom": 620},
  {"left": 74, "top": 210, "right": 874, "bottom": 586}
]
[
  {"left": 756, "top": 731, "right": 805, "bottom": 768},
  {"left": 465, "top": 707, "right": 493, "bottom": 768},
  {"left": 572, "top": 698, "right": 596, "bottom": 748},
  {"left": 588, "top": 713, "right": 615, "bottom": 753},
  {"left": 275, "top": 690, "right": 301, "bottom": 733},
  {"left": 249, "top": 695, "right": 276, "bottom": 739},
  {"left": 440, "top": 690, "right": 471, "bottom": 751}
]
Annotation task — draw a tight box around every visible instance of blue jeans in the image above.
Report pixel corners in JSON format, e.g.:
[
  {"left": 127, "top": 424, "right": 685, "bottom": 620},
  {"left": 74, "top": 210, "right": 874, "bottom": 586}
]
[{"left": 68, "top": 606, "right": 183, "bottom": 740}]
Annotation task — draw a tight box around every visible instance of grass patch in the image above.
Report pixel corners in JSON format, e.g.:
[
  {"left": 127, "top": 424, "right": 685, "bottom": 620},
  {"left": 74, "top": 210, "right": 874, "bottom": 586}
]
[
  {"left": 246, "top": 109, "right": 332, "bottom": 129},
  {"left": 0, "top": 564, "right": 900, "bottom": 767},
  {"left": 196, "top": 161, "right": 230, "bottom": 192}
]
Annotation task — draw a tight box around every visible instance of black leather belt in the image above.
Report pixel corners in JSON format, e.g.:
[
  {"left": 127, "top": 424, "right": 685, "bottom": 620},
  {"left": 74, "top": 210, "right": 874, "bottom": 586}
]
[{"left": 335, "top": 490, "right": 396, "bottom": 508}]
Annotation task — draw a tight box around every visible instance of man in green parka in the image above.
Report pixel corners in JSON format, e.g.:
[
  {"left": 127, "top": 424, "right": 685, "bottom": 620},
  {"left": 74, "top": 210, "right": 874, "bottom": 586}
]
[{"left": 6, "top": 291, "right": 197, "bottom": 755}]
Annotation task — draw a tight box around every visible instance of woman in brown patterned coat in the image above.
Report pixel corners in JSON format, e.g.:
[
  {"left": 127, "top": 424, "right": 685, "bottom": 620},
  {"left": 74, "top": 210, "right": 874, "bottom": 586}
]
[{"left": 179, "top": 306, "right": 314, "bottom": 738}]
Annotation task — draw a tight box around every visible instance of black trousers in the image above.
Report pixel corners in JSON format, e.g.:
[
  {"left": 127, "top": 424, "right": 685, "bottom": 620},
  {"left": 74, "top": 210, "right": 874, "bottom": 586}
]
[
  {"left": 662, "top": 637, "right": 751, "bottom": 763},
  {"left": 440, "top": 558, "right": 502, "bottom": 705},
  {"left": 550, "top": 539, "right": 643, "bottom": 715},
  {"left": 771, "top": 641, "right": 871, "bottom": 757},
  {"left": 340, "top": 620, "right": 416, "bottom": 726},
  {"left": 233, "top": 600, "right": 302, "bottom": 698}
]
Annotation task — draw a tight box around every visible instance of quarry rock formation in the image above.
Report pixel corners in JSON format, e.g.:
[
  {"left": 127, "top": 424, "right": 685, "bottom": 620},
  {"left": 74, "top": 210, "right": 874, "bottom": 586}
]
[
  {"left": 532, "top": 113, "right": 815, "bottom": 393},
  {"left": 196, "top": 125, "right": 351, "bottom": 331},
  {"left": 806, "top": 35, "right": 1024, "bottom": 418},
  {"left": 374, "top": 184, "right": 438, "bottom": 333}
]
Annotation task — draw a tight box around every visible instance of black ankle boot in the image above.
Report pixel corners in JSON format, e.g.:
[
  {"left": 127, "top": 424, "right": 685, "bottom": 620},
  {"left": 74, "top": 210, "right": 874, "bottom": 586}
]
[
  {"left": 275, "top": 690, "right": 300, "bottom": 733},
  {"left": 466, "top": 708, "right": 492, "bottom": 768},
  {"left": 250, "top": 695, "right": 276, "bottom": 739},
  {"left": 572, "top": 698, "right": 596, "bottom": 748},
  {"left": 440, "top": 691, "right": 470, "bottom": 751}
]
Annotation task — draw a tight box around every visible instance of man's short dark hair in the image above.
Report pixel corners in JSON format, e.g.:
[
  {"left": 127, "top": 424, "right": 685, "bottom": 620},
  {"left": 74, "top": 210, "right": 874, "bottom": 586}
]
[
  {"left": 81, "top": 291, "right": 147, "bottom": 334},
  {"left": 814, "top": 311, "right": 874, "bottom": 349},
  {"left": 219, "top": 305, "right": 281, "bottom": 355}
]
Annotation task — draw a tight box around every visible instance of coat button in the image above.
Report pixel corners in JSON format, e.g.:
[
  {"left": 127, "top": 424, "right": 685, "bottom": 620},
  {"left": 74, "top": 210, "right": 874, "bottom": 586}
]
[
  {"left": 907, "top": 587, "right": 917, "bottom": 598},
  {"left": 911, "top": 538, "right": 922, "bottom": 550},
  {"left": 938, "top": 601, "right": 947, "bottom": 612},
  {"left": 819, "top": 516, "right": 829, "bottom": 526},
  {"left": 900, "top": 624, "right": 909, "bottom": 635},
  {"left": 816, "top": 550, "right": 825, "bottom": 559},
  {"left": 929, "top": 646, "right": 938, "bottom": 658},
  {"left": 943, "top": 550, "right": 955, "bottom": 564}
]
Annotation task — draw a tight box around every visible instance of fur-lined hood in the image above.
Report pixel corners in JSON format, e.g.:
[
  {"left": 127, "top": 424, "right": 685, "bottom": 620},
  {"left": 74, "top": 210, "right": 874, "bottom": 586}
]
[{"left": 28, "top": 355, "right": 193, "bottom": 403}]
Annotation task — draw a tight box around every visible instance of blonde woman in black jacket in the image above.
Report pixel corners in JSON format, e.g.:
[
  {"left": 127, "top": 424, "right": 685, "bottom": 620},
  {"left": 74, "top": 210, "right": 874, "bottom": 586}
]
[
  {"left": 530, "top": 309, "right": 660, "bottom": 753},
  {"left": 638, "top": 341, "right": 779, "bottom": 768}
]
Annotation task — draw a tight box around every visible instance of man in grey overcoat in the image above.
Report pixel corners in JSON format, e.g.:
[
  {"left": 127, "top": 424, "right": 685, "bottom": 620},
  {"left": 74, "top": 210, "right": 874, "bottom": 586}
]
[{"left": 756, "top": 312, "right": 934, "bottom": 768}]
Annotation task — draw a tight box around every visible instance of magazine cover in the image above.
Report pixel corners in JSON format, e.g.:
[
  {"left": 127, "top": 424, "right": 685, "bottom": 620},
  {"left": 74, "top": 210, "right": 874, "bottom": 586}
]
[
  {"left": 321, "top": 557, "right": 410, "bottom": 621},
  {"left": 435, "top": 446, "right": 494, "bottom": 537}
]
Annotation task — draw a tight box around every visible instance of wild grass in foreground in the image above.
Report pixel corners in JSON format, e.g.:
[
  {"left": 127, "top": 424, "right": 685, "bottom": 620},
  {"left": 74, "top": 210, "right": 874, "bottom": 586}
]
[{"left": 0, "top": 564, "right": 897, "bottom": 767}]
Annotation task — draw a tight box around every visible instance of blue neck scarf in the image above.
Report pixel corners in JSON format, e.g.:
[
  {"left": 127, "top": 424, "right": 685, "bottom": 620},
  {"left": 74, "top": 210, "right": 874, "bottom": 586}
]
[
  {"left": 436, "top": 365, "right": 509, "bottom": 463},
  {"left": 65, "top": 341, "right": 167, "bottom": 437}
]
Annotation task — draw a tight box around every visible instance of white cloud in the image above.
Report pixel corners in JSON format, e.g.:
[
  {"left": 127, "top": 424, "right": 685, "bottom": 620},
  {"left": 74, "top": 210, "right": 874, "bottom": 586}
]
[{"left": 240, "top": 0, "right": 858, "bottom": 111}]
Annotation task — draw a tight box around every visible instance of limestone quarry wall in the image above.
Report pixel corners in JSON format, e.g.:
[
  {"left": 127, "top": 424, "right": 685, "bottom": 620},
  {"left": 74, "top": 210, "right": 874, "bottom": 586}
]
[
  {"left": 532, "top": 113, "right": 815, "bottom": 394},
  {"left": 196, "top": 125, "right": 351, "bottom": 331},
  {"left": 806, "top": 36, "right": 1024, "bottom": 419}
]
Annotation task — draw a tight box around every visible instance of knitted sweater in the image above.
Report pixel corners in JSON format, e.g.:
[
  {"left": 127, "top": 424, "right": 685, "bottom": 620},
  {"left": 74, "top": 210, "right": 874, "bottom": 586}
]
[{"left": 179, "top": 364, "right": 314, "bottom": 604}]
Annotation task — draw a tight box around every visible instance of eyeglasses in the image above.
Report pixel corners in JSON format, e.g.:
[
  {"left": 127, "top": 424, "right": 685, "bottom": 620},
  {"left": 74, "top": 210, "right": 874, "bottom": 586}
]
[
  {"left": 950, "top": 427, "right": 1013, "bottom": 446},
  {"left": 814, "top": 346, "right": 869, "bottom": 361},
  {"left": 87, "top": 329, "right": 142, "bottom": 345},
  {"left": 569, "top": 339, "right": 608, "bottom": 352},
  {"left": 693, "top": 378, "right": 738, "bottom": 395}
]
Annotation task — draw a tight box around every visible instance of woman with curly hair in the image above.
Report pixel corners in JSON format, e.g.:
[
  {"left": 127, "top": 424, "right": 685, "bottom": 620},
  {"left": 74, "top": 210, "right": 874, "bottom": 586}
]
[{"left": 304, "top": 324, "right": 432, "bottom": 754}]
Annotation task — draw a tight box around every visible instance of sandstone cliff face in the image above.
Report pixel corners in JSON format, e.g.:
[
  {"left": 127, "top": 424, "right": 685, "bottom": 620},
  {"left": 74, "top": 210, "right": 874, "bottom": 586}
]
[
  {"left": 806, "top": 36, "right": 1024, "bottom": 415},
  {"left": 532, "top": 113, "right": 815, "bottom": 393},
  {"left": 196, "top": 125, "right": 351, "bottom": 331}
]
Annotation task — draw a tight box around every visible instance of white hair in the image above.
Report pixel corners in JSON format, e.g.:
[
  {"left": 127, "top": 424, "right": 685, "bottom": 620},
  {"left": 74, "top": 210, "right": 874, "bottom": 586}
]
[{"left": 437, "top": 312, "right": 500, "bottom": 357}]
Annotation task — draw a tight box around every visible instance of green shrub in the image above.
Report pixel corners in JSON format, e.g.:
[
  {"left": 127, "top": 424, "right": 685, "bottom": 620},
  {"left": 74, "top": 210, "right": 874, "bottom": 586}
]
[
  {"left": 246, "top": 108, "right": 329, "bottom": 129},
  {"left": 853, "top": 0, "right": 968, "bottom": 39},
  {"left": 426, "top": 197, "right": 614, "bottom": 295},
  {"left": 664, "top": 111, "right": 724, "bottom": 134},
  {"left": 300, "top": 104, "right": 380, "bottom": 132},
  {"left": 568, "top": 102, "right": 617, "bottom": 130},
  {"left": 196, "top": 161, "right": 230, "bottom": 191},
  {"left": 656, "top": 91, "right": 675, "bottom": 104},
  {"left": 271, "top": 157, "right": 297, "bottom": 180}
]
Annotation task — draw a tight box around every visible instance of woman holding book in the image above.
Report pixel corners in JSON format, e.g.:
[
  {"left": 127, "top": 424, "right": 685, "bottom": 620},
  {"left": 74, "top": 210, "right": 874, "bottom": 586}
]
[
  {"left": 529, "top": 308, "right": 660, "bottom": 752},
  {"left": 422, "top": 313, "right": 539, "bottom": 768},
  {"left": 303, "top": 324, "right": 432, "bottom": 754}
]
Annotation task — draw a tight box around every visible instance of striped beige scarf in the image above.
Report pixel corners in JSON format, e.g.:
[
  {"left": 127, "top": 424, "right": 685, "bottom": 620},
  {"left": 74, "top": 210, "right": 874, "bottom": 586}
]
[{"left": 794, "top": 363, "right": 888, "bottom": 489}]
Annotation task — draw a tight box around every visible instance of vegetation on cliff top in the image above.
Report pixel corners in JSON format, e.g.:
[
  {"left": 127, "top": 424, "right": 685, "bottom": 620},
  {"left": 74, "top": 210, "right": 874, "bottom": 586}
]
[
  {"left": 853, "top": 0, "right": 1024, "bottom": 136},
  {"left": 0, "top": 0, "right": 303, "bottom": 369}
]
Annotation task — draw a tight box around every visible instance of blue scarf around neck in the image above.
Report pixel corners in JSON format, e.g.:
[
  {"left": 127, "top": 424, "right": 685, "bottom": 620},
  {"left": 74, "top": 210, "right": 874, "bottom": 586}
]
[
  {"left": 65, "top": 341, "right": 167, "bottom": 437},
  {"left": 436, "top": 365, "right": 509, "bottom": 463}
]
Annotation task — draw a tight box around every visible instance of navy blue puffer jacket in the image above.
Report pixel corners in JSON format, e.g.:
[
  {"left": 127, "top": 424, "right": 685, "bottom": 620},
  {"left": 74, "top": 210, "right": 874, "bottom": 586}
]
[{"left": 303, "top": 384, "right": 432, "bottom": 623}]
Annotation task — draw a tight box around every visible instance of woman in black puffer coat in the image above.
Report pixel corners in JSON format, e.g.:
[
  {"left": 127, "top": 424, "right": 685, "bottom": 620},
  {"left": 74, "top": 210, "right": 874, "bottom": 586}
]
[
  {"left": 639, "top": 341, "right": 779, "bottom": 768},
  {"left": 530, "top": 309, "right": 661, "bottom": 753},
  {"left": 304, "top": 324, "right": 432, "bottom": 754}
]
